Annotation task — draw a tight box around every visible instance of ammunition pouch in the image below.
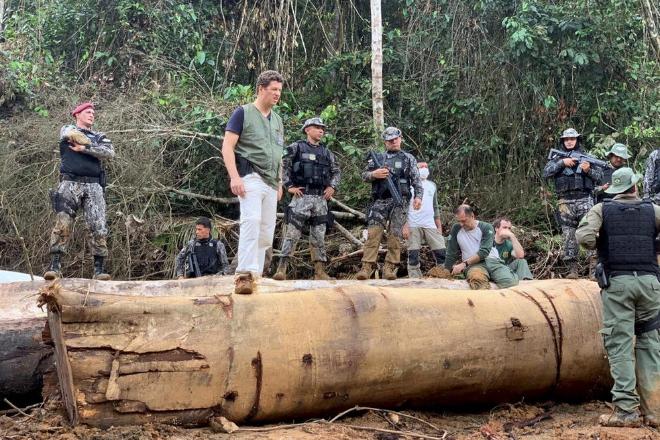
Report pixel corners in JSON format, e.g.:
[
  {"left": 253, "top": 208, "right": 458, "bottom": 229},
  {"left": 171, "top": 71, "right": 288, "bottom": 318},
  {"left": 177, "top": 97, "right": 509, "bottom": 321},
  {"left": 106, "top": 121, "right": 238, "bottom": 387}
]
[
  {"left": 99, "top": 169, "right": 107, "bottom": 189},
  {"left": 635, "top": 310, "right": 660, "bottom": 336}
]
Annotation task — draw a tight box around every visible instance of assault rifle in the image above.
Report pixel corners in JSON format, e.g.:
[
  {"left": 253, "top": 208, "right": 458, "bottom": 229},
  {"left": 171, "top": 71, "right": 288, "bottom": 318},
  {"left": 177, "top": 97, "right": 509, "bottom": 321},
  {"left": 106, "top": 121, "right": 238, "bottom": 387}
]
[
  {"left": 547, "top": 148, "right": 608, "bottom": 174},
  {"left": 186, "top": 242, "right": 202, "bottom": 278},
  {"left": 368, "top": 150, "right": 403, "bottom": 206}
]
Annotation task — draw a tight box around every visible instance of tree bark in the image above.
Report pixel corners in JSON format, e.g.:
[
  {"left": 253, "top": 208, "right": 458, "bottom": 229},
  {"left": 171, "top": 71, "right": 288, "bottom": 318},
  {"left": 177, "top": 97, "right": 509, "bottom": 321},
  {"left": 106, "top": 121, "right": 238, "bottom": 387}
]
[
  {"left": 39, "top": 278, "right": 611, "bottom": 428},
  {"left": 0, "top": 281, "right": 53, "bottom": 399},
  {"left": 370, "top": 0, "right": 384, "bottom": 138},
  {"left": 641, "top": 0, "right": 660, "bottom": 60}
]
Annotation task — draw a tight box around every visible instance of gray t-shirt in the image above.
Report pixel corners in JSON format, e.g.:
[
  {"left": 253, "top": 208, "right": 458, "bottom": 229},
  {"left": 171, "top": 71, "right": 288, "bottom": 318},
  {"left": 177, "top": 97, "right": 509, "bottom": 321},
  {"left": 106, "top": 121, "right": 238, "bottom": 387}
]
[{"left": 457, "top": 221, "right": 499, "bottom": 261}]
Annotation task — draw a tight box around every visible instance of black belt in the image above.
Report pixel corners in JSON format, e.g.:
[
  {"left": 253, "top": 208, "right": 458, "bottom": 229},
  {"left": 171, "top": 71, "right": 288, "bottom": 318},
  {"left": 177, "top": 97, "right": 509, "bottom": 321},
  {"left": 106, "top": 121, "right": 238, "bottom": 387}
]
[
  {"left": 61, "top": 174, "right": 100, "bottom": 184},
  {"left": 302, "top": 186, "right": 325, "bottom": 196},
  {"left": 559, "top": 190, "right": 591, "bottom": 200},
  {"left": 610, "top": 270, "right": 658, "bottom": 278}
]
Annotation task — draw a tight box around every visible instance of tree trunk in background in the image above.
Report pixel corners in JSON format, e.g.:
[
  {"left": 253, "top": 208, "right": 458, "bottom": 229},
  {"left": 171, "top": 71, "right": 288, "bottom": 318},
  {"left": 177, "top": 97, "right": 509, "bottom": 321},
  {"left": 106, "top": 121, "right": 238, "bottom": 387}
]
[
  {"left": 641, "top": 0, "right": 660, "bottom": 60},
  {"left": 370, "top": 0, "right": 384, "bottom": 139}
]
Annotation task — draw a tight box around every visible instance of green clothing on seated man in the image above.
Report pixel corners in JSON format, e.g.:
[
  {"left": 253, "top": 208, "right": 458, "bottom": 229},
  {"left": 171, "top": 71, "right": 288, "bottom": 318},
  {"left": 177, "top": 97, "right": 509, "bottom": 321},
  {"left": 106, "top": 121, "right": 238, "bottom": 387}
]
[{"left": 495, "top": 239, "right": 534, "bottom": 280}]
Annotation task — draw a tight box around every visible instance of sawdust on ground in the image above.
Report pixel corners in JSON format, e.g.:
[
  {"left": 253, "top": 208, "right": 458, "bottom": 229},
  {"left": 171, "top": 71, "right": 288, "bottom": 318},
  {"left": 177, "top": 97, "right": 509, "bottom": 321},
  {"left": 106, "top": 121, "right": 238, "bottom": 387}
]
[{"left": 1, "top": 399, "right": 659, "bottom": 440}]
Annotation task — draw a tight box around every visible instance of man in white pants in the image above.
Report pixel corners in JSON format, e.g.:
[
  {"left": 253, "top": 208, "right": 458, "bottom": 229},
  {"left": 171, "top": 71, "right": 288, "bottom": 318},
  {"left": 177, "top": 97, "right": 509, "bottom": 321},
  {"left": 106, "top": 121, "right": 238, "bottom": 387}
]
[
  {"left": 403, "top": 162, "right": 445, "bottom": 277},
  {"left": 221, "top": 70, "right": 285, "bottom": 294}
]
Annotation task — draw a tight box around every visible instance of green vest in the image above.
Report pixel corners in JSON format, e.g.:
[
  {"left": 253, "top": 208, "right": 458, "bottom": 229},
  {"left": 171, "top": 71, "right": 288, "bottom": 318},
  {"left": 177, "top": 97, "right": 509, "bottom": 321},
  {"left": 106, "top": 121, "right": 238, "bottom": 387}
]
[{"left": 235, "top": 103, "right": 285, "bottom": 188}]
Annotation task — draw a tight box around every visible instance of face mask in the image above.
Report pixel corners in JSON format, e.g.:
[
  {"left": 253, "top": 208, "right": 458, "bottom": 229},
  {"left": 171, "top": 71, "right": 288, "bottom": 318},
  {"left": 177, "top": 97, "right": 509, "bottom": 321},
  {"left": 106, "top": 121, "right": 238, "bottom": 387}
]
[{"left": 419, "top": 168, "right": 429, "bottom": 179}]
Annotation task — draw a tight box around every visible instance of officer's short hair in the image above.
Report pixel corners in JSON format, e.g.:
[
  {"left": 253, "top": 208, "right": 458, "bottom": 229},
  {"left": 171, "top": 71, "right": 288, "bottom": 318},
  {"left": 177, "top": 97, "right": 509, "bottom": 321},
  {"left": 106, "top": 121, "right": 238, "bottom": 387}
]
[
  {"left": 493, "top": 217, "right": 510, "bottom": 229},
  {"left": 455, "top": 204, "right": 475, "bottom": 216},
  {"left": 256, "top": 70, "right": 283, "bottom": 90},
  {"left": 196, "top": 216, "right": 212, "bottom": 230}
]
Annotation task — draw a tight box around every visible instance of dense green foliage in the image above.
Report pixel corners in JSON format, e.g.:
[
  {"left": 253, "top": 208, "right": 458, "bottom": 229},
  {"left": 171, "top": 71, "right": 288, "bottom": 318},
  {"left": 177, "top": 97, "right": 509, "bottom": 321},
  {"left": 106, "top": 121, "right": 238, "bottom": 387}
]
[{"left": 1, "top": 0, "right": 658, "bottom": 277}]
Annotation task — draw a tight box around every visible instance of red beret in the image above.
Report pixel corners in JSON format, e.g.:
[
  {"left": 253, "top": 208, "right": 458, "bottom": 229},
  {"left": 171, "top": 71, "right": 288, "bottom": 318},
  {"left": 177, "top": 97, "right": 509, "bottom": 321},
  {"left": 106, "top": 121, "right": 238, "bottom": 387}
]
[{"left": 71, "top": 102, "right": 94, "bottom": 117}]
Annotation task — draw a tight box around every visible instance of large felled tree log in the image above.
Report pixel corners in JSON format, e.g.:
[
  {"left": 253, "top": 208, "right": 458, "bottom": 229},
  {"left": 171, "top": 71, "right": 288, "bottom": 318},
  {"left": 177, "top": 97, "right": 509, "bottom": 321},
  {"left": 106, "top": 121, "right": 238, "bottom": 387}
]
[
  {"left": 0, "top": 276, "right": 476, "bottom": 401},
  {"left": 0, "top": 280, "right": 53, "bottom": 399},
  {"left": 38, "top": 278, "right": 611, "bottom": 428}
]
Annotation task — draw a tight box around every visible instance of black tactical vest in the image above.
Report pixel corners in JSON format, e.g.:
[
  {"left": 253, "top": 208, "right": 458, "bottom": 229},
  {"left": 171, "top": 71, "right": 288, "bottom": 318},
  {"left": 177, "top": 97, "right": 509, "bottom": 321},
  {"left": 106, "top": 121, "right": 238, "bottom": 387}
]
[
  {"left": 188, "top": 238, "right": 220, "bottom": 277},
  {"left": 372, "top": 151, "right": 411, "bottom": 200},
  {"left": 598, "top": 199, "right": 658, "bottom": 274},
  {"left": 291, "top": 141, "right": 332, "bottom": 189},
  {"left": 60, "top": 129, "right": 103, "bottom": 177}
]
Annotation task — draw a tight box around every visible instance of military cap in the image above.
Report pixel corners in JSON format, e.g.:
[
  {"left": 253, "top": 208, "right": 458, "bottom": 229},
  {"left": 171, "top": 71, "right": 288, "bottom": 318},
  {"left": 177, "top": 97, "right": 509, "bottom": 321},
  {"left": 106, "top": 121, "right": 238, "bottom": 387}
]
[
  {"left": 560, "top": 128, "right": 580, "bottom": 139},
  {"left": 605, "top": 167, "right": 641, "bottom": 194},
  {"left": 382, "top": 126, "right": 402, "bottom": 141},
  {"left": 302, "top": 117, "right": 326, "bottom": 132},
  {"left": 606, "top": 143, "right": 631, "bottom": 160},
  {"left": 71, "top": 102, "right": 94, "bottom": 117}
]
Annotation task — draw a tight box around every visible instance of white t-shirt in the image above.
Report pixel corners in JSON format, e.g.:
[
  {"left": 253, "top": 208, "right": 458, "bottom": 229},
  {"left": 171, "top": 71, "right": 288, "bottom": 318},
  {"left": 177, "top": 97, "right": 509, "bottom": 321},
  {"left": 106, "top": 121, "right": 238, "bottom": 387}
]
[
  {"left": 408, "top": 179, "right": 437, "bottom": 228},
  {"left": 456, "top": 221, "right": 499, "bottom": 261}
]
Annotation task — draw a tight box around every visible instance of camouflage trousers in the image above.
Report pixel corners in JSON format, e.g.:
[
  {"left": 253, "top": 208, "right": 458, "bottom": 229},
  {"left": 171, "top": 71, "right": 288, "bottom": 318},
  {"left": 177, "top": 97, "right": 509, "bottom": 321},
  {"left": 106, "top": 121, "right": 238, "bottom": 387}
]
[
  {"left": 362, "top": 198, "right": 408, "bottom": 264},
  {"left": 281, "top": 194, "right": 328, "bottom": 262},
  {"left": 49, "top": 180, "right": 108, "bottom": 257},
  {"left": 558, "top": 196, "right": 594, "bottom": 261}
]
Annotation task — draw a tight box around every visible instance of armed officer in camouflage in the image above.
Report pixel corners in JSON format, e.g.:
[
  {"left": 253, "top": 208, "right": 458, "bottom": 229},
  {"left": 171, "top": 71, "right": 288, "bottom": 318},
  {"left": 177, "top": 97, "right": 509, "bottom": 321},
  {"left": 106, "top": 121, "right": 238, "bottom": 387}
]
[
  {"left": 274, "top": 117, "right": 340, "bottom": 280},
  {"left": 576, "top": 167, "right": 660, "bottom": 428},
  {"left": 356, "top": 127, "right": 422, "bottom": 280},
  {"left": 643, "top": 147, "right": 660, "bottom": 203},
  {"left": 44, "top": 102, "right": 115, "bottom": 281},
  {"left": 543, "top": 128, "right": 603, "bottom": 278},
  {"left": 594, "top": 143, "right": 630, "bottom": 203},
  {"left": 175, "top": 217, "right": 230, "bottom": 279}
]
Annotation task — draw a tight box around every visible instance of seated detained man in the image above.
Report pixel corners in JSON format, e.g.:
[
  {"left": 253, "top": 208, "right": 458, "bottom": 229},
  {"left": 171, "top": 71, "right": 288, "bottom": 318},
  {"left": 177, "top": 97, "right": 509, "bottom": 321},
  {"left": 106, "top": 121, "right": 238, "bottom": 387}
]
[
  {"left": 493, "top": 218, "right": 533, "bottom": 280},
  {"left": 174, "top": 217, "right": 230, "bottom": 279},
  {"left": 443, "top": 205, "right": 519, "bottom": 289}
]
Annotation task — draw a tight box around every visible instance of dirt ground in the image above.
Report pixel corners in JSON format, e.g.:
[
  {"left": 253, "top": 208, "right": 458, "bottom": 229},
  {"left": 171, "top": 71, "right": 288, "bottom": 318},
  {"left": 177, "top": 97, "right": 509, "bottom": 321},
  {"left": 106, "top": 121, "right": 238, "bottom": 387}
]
[{"left": 1, "top": 398, "right": 659, "bottom": 440}]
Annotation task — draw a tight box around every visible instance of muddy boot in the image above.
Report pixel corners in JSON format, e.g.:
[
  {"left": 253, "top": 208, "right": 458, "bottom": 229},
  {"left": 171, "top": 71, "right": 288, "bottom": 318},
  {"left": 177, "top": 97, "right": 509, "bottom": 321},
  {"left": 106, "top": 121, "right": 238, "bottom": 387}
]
[
  {"left": 93, "top": 256, "right": 111, "bottom": 281},
  {"left": 383, "top": 262, "right": 398, "bottom": 280},
  {"left": 599, "top": 408, "right": 641, "bottom": 427},
  {"left": 356, "top": 262, "right": 374, "bottom": 280},
  {"left": 234, "top": 272, "right": 255, "bottom": 295},
  {"left": 644, "top": 414, "right": 659, "bottom": 428},
  {"left": 273, "top": 258, "right": 289, "bottom": 281},
  {"left": 565, "top": 260, "right": 579, "bottom": 279},
  {"left": 313, "top": 262, "right": 333, "bottom": 280},
  {"left": 44, "top": 253, "right": 62, "bottom": 280},
  {"left": 467, "top": 267, "right": 491, "bottom": 290}
]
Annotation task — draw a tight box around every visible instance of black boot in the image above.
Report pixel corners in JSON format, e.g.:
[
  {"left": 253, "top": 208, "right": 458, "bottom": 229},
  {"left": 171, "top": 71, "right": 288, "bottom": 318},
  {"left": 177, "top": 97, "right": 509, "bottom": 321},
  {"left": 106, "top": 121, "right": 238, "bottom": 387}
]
[
  {"left": 93, "top": 256, "right": 111, "bottom": 281},
  {"left": 44, "top": 253, "right": 62, "bottom": 280}
]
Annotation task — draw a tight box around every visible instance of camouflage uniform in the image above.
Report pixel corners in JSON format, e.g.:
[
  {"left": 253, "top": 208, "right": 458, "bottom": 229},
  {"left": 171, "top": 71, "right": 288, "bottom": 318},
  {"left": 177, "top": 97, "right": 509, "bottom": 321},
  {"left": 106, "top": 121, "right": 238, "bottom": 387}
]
[
  {"left": 643, "top": 149, "right": 660, "bottom": 204},
  {"left": 50, "top": 125, "right": 114, "bottom": 257},
  {"left": 543, "top": 133, "right": 603, "bottom": 265},
  {"left": 361, "top": 149, "right": 423, "bottom": 268},
  {"left": 279, "top": 139, "right": 340, "bottom": 263}
]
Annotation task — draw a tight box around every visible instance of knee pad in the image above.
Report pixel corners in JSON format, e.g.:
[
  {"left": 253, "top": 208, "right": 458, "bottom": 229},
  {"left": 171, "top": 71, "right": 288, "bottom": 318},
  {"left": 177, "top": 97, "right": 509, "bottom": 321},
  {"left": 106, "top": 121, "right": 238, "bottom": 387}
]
[{"left": 408, "top": 249, "right": 420, "bottom": 266}]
